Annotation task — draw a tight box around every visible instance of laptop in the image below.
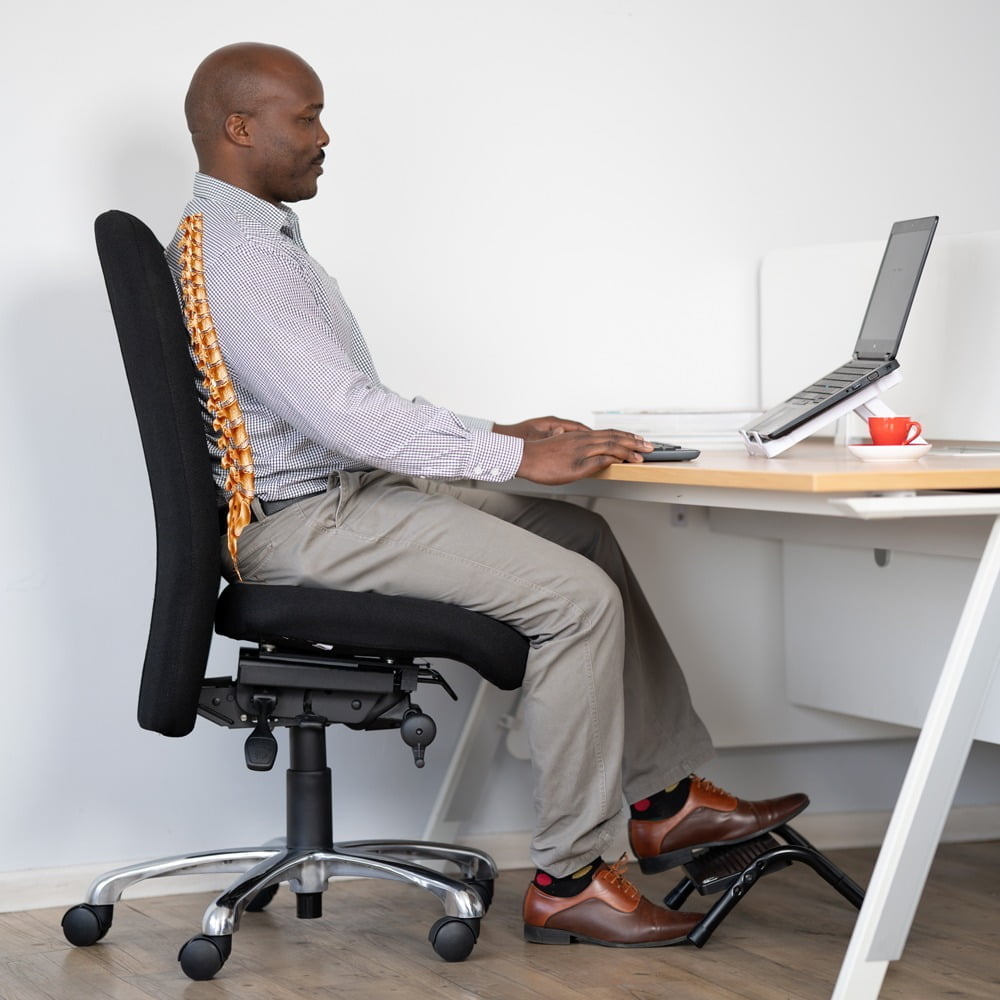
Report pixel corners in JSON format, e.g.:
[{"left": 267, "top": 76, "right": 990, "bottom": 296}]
[{"left": 740, "top": 216, "right": 938, "bottom": 444}]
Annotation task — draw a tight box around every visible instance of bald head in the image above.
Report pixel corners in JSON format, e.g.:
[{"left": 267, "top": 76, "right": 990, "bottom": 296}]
[{"left": 184, "top": 42, "right": 329, "bottom": 204}]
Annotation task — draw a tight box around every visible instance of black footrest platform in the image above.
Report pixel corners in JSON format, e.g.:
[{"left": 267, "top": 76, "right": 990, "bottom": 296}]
[
  {"left": 682, "top": 832, "right": 792, "bottom": 895},
  {"left": 662, "top": 824, "right": 865, "bottom": 948}
]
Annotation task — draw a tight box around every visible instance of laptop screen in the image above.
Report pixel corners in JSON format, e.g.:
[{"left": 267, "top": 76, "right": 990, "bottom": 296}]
[{"left": 854, "top": 215, "right": 938, "bottom": 360}]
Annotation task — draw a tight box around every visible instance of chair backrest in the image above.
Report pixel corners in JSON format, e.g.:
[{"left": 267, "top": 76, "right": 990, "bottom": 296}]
[{"left": 95, "top": 210, "right": 220, "bottom": 737}]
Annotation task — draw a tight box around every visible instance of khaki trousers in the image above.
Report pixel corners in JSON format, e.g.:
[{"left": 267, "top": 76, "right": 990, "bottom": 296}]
[{"left": 226, "top": 470, "right": 713, "bottom": 876}]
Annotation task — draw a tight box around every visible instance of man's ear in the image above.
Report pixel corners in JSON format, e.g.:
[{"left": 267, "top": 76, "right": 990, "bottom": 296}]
[{"left": 225, "top": 113, "right": 253, "bottom": 147}]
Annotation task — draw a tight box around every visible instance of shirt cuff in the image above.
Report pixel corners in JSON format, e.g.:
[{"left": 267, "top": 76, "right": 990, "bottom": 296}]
[{"left": 466, "top": 431, "right": 523, "bottom": 482}]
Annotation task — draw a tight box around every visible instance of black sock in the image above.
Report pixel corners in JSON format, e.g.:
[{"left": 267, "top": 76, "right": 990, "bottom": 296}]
[
  {"left": 630, "top": 777, "right": 692, "bottom": 820},
  {"left": 533, "top": 857, "right": 604, "bottom": 897}
]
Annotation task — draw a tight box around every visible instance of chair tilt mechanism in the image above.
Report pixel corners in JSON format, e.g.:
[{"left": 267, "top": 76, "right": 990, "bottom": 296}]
[{"left": 61, "top": 210, "right": 529, "bottom": 981}]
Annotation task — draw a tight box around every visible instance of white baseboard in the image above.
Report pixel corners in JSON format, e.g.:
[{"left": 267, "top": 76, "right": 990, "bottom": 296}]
[
  {"left": 1, "top": 865, "right": 243, "bottom": 914},
  {"left": 791, "top": 804, "right": 1000, "bottom": 850},
  {"left": 7, "top": 804, "right": 1000, "bottom": 914},
  {"left": 462, "top": 803, "right": 1000, "bottom": 872}
]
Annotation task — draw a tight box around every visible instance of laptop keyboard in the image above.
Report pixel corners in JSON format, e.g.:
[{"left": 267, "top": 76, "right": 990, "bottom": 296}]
[{"left": 788, "top": 362, "right": 878, "bottom": 405}]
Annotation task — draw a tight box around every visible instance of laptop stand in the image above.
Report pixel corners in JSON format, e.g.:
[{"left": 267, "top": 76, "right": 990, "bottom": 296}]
[
  {"left": 663, "top": 824, "right": 865, "bottom": 947},
  {"left": 740, "top": 370, "right": 927, "bottom": 458}
]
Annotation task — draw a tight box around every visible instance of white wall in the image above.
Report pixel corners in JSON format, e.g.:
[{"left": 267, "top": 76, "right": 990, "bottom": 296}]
[{"left": 3, "top": 0, "right": 1000, "bottom": 887}]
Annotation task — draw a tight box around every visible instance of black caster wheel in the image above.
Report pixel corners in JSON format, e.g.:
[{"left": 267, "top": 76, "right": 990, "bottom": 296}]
[
  {"left": 178, "top": 934, "right": 232, "bottom": 981},
  {"left": 61, "top": 903, "right": 113, "bottom": 946},
  {"left": 428, "top": 916, "right": 479, "bottom": 962},
  {"left": 464, "top": 877, "right": 494, "bottom": 913},
  {"left": 245, "top": 882, "right": 280, "bottom": 912}
]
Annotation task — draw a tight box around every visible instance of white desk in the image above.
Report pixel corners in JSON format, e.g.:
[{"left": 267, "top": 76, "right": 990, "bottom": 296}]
[{"left": 433, "top": 442, "right": 1000, "bottom": 999}]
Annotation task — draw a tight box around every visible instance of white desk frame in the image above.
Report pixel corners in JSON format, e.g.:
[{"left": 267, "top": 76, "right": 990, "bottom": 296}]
[
  {"left": 824, "top": 494, "right": 1000, "bottom": 999},
  {"left": 427, "top": 455, "right": 1000, "bottom": 1000}
]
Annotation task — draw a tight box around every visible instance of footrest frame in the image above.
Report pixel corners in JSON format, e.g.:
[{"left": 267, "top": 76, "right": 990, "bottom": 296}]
[{"left": 662, "top": 824, "right": 865, "bottom": 947}]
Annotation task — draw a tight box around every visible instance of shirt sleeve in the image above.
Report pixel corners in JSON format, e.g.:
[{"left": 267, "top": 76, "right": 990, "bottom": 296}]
[
  {"left": 203, "top": 240, "right": 524, "bottom": 482},
  {"left": 412, "top": 396, "right": 493, "bottom": 433}
]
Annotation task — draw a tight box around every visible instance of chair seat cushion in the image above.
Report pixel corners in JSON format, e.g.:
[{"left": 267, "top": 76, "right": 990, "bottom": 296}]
[{"left": 216, "top": 583, "right": 528, "bottom": 691}]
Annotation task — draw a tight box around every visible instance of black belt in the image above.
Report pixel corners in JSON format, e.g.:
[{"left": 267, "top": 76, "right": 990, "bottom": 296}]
[{"left": 218, "top": 490, "right": 326, "bottom": 534}]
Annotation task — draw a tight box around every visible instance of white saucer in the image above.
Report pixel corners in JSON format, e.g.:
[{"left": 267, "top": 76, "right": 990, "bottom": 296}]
[{"left": 847, "top": 443, "right": 933, "bottom": 462}]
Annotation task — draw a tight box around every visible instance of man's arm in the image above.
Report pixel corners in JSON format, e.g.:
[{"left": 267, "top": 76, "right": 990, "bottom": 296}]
[
  {"left": 203, "top": 239, "right": 647, "bottom": 484},
  {"left": 203, "top": 241, "right": 523, "bottom": 481}
]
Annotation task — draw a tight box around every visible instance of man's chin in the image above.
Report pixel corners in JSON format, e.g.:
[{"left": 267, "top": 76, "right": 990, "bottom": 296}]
[{"left": 280, "top": 182, "right": 320, "bottom": 204}]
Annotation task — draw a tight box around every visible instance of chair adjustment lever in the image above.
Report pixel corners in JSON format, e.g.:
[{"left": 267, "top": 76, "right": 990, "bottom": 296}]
[
  {"left": 417, "top": 666, "right": 458, "bottom": 701},
  {"left": 244, "top": 694, "right": 279, "bottom": 771},
  {"left": 400, "top": 707, "right": 436, "bottom": 768}
]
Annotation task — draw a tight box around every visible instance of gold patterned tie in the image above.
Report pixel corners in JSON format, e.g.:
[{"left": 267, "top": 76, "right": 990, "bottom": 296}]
[{"left": 175, "top": 214, "right": 255, "bottom": 580}]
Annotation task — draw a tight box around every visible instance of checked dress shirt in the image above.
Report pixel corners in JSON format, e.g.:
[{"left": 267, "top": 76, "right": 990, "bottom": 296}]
[{"left": 165, "top": 173, "right": 523, "bottom": 504}]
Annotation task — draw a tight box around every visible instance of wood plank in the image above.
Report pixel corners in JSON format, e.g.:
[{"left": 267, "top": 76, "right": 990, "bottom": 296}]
[
  {"left": 589, "top": 442, "right": 1000, "bottom": 493},
  {"left": 5, "top": 841, "right": 998, "bottom": 999}
]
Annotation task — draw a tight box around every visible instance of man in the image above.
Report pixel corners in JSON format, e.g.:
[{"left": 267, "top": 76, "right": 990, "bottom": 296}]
[{"left": 168, "top": 42, "right": 807, "bottom": 949}]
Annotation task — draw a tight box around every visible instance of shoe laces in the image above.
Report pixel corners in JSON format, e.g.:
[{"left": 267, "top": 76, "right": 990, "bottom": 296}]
[
  {"left": 600, "top": 854, "right": 641, "bottom": 902},
  {"left": 692, "top": 776, "right": 726, "bottom": 795},
  {"left": 691, "top": 775, "right": 737, "bottom": 802}
]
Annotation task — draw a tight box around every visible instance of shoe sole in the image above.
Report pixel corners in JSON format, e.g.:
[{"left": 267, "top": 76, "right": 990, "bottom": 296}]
[
  {"left": 636, "top": 803, "right": 810, "bottom": 875},
  {"left": 523, "top": 923, "right": 692, "bottom": 947}
]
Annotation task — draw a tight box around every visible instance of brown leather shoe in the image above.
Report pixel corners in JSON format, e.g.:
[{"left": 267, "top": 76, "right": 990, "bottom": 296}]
[
  {"left": 629, "top": 777, "right": 809, "bottom": 873},
  {"left": 523, "top": 857, "right": 702, "bottom": 947}
]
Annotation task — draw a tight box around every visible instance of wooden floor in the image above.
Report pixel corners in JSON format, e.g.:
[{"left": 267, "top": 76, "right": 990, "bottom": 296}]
[{"left": 2, "top": 841, "right": 998, "bottom": 1000}]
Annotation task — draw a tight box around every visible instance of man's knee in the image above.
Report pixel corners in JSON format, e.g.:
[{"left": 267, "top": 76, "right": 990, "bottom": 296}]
[{"left": 566, "top": 552, "right": 625, "bottom": 627}]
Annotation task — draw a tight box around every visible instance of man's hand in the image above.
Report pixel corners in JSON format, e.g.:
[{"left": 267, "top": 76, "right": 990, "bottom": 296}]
[
  {"left": 515, "top": 428, "right": 653, "bottom": 485},
  {"left": 493, "top": 416, "right": 589, "bottom": 441}
]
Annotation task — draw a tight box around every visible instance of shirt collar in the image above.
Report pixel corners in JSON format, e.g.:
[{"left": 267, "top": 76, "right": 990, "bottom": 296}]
[{"left": 192, "top": 172, "right": 303, "bottom": 244}]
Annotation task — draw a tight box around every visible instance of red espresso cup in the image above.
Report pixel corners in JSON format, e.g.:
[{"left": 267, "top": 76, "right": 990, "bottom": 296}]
[{"left": 868, "top": 416, "right": 922, "bottom": 446}]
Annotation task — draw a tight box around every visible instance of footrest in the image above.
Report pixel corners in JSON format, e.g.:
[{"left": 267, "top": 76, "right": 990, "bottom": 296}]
[
  {"left": 661, "top": 824, "right": 866, "bottom": 948},
  {"left": 683, "top": 833, "right": 791, "bottom": 895}
]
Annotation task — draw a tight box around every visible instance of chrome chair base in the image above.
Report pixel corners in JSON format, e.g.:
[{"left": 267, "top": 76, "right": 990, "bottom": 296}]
[{"left": 63, "top": 838, "right": 497, "bottom": 976}]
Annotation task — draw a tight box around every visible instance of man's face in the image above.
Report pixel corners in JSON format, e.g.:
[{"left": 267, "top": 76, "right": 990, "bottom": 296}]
[{"left": 244, "top": 61, "right": 329, "bottom": 205}]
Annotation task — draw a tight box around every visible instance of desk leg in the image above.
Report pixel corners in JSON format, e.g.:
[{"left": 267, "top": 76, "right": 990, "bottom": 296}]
[{"left": 832, "top": 515, "right": 1000, "bottom": 999}]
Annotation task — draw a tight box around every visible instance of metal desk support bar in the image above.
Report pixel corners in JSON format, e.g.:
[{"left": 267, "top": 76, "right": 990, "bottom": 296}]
[{"left": 833, "top": 512, "right": 1000, "bottom": 998}]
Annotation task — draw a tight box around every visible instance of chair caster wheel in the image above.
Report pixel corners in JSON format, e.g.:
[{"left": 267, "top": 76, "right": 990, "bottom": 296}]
[
  {"left": 428, "top": 916, "right": 479, "bottom": 962},
  {"left": 178, "top": 934, "right": 232, "bottom": 980},
  {"left": 61, "top": 903, "right": 113, "bottom": 946},
  {"left": 245, "top": 882, "right": 280, "bottom": 912},
  {"left": 464, "top": 877, "right": 494, "bottom": 913}
]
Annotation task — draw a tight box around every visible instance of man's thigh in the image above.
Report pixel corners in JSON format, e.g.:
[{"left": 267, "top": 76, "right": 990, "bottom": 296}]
[
  {"left": 414, "top": 477, "right": 610, "bottom": 559},
  {"left": 233, "top": 471, "right": 615, "bottom": 638}
]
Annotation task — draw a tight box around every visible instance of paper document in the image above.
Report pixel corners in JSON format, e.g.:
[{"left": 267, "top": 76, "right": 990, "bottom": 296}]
[{"left": 594, "top": 410, "right": 763, "bottom": 448}]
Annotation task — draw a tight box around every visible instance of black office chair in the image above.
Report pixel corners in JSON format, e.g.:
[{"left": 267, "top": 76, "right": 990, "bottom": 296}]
[{"left": 61, "top": 210, "right": 529, "bottom": 980}]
